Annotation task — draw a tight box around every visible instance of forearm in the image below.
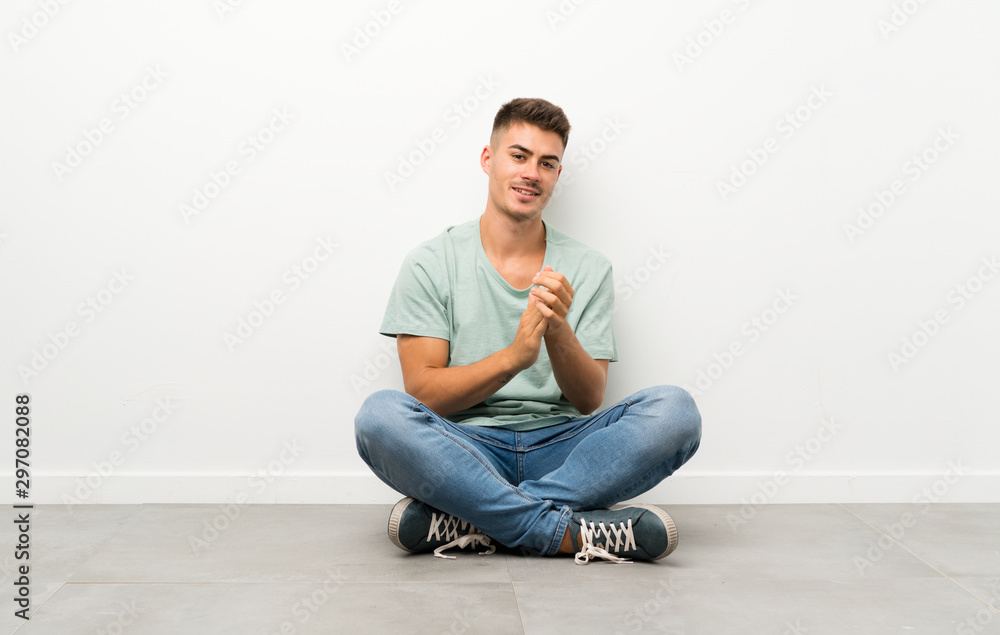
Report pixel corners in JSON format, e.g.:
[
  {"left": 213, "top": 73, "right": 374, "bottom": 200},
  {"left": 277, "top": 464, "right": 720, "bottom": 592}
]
[
  {"left": 544, "top": 327, "right": 607, "bottom": 414},
  {"left": 404, "top": 348, "right": 521, "bottom": 418}
]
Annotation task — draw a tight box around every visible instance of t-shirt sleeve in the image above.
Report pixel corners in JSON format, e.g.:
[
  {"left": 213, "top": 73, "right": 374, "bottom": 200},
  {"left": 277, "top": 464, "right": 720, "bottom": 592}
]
[
  {"left": 574, "top": 261, "right": 618, "bottom": 362},
  {"left": 379, "top": 245, "right": 451, "bottom": 340}
]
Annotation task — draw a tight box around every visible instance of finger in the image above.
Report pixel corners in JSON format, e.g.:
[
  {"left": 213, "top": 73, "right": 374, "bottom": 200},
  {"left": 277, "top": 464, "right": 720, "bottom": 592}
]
[
  {"left": 528, "top": 287, "right": 546, "bottom": 310},
  {"left": 534, "top": 300, "right": 555, "bottom": 319},
  {"left": 531, "top": 284, "right": 570, "bottom": 314},
  {"left": 530, "top": 287, "right": 563, "bottom": 313},
  {"left": 532, "top": 269, "right": 559, "bottom": 285},
  {"left": 532, "top": 317, "right": 547, "bottom": 338},
  {"left": 531, "top": 274, "right": 560, "bottom": 293},
  {"left": 532, "top": 272, "right": 573, "bottom": 299},
  {"left": 524, "top": 301, "right": 545, "bottom": 323},
  {"left": 531, "top": 269, "right": 551, "bottom": 286}
]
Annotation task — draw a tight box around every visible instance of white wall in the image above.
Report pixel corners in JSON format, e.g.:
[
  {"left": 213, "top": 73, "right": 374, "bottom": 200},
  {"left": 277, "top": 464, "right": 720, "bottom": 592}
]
[{"left": 2, "top": 0, "right": 997, "bottom": 507}]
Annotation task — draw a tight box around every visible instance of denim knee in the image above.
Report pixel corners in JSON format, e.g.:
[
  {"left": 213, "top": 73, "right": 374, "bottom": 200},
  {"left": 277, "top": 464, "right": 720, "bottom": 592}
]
[
  {"left": 644, "top": 384, "right": 702, "bottom": 448},
  {"left": 355, "top": 389, "right": 412, "bottom": 459}
]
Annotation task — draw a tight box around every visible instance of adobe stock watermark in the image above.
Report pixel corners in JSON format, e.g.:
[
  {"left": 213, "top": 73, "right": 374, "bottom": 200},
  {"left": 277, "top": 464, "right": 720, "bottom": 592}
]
[
  {"left": 887, "top": 255, "right": 998, "bottom": 372},
  {"left": 543, "top": 0, "right": 589, "bottom": 31},
  {"left": 351, "top": 338, "right": 399, "bottom": 398},
  {"left": 727, "top": 415, "right": 843, "bottom": 533},
  {"left": 51, "top": 64, "right": 168, "bottom": 182},
  {"left": 551, "top": 116, "right": 627, "bottom": 201},
  {"left": 8, "top": 0, "right": 72, "bottom": 55},
  {"left": 613, "top": 245, "right": 671, "bottom": 313},
  {"left": 673, "top": 0, "right": 757, "bottom": 72},
  {"left": 843, "top": 126, "right": 958, "bottom": 242},
  {"left": 853, "top": 460, "right": 969, "bottom": 576},
  {"left": 17, "top": 269, "right": 134, "bottom": 386},
  {"left": 61, "top": 398, "right": 181, "bottom": 511},
  {"left": 682, "top": 288, "right": 798, "bottom": 397},
  {"left": 877, "top": 0, "right": 933, "bottom": 41},
  {"left": 383, "top": 75, "right": 501, "bottom": 192},
  {"left": 261, "top": 568, "right": 348, "bottom": 635},
  {"left": 782, "top": 620, "right": 813, "bottom": 635},
  {"left": 716, "top": 84, "right": 833, "bottom": 202},
  {"left": 614, "top": 578, "right": 680, "bottom": 634},
  {"left": 179, "top": 106, "right": 295, "bottom": 224},
  {"left": 222, "top": 235, "right": 339, "bottom": 352},
  {"left": 188, "top": 439, "right": 304, "bottom": 554},
  {"left": 956, "top": 577, "right": 1000, "bottom": 635},
  {"left": 95, "top": 599, "right": 144, "bottom": 635},
  {"left": 0, "top": 556, "right": 18, "bottom": 586},
  {"left": 213, "top": 0, "right": 250, "bottom": 21},
  {"left": 340, "top": 0, "right": 403, "bottom": 62},
  {"left": 442, "top": 605, "right": 487, "bottom": 635}
]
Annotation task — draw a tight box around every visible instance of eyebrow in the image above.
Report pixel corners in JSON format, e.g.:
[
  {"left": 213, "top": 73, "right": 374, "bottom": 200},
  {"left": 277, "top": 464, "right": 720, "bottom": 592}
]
[{"left": 508, "top": 144, "right": 561, "bottom": 164}]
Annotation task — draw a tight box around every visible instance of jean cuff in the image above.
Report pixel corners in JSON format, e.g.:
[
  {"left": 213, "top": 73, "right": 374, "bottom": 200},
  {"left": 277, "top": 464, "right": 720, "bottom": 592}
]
[{"left": 546, "top": 505, "right": 575, "bottom": 556}]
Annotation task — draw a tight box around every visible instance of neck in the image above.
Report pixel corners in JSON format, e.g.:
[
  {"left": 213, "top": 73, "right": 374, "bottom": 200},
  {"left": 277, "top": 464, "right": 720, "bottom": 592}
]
[{"left": 479, "top": 207, "right": 545, "bottom": 260}]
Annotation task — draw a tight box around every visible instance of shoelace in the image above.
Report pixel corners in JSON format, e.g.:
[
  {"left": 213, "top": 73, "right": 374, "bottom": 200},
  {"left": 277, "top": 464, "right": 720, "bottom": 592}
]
[
  {"left": 427, "top": 512, "right": 496, "bottom": 560},
  {"left": 574, "top": 516, "right": 636, "bottom": 565}
]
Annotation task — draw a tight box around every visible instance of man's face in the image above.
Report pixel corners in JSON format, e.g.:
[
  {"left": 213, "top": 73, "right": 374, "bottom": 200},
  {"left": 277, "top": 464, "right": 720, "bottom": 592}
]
[{"left": 481, "top": 123, "right": 564, "bottom": 222}]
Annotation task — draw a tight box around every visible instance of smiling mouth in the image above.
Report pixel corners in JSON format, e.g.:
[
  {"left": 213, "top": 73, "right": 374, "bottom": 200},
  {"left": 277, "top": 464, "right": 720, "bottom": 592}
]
[{"left": 513, "top": 187, "right": 540, "bottom": 198}]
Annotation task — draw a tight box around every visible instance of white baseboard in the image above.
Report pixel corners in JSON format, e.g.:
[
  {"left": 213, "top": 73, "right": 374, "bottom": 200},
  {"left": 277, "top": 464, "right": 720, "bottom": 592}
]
[{"left": 6, "top": 470, "right": 998, "bottom": 506}]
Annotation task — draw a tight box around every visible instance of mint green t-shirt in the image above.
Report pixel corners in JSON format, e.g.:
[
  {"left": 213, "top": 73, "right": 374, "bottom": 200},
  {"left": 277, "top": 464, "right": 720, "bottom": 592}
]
[{"left": 380, "top": 218, "right": 618, "bottom": 431}]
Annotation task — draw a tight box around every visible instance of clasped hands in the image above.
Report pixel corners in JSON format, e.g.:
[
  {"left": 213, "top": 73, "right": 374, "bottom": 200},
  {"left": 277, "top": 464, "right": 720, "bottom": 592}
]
[
  {"left": 510, "top": 266, "right": 574, "bottom": 370},
  {"left": 529, "top": 265, "right": 574, "bottom": 334}
]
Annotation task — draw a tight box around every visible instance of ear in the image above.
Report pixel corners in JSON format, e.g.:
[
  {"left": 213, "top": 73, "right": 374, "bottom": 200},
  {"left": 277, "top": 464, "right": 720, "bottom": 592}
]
[{"left": 480, "top": 145, "right": 491, "bottom": 175}]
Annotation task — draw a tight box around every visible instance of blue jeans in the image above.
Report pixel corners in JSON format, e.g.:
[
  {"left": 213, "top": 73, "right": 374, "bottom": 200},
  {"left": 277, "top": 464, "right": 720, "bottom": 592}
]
[{"left": 354, "top": 385, "right": 701, "bottom": 556}]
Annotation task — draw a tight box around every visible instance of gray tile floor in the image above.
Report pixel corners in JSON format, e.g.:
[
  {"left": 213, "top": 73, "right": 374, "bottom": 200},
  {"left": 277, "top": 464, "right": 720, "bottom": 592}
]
[{"left": 5, "top": 503, "right": 999, "bottom": 634}]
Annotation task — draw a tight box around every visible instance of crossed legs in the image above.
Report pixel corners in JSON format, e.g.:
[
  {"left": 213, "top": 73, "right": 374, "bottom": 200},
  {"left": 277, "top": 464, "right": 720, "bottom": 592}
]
[{"left": 355, "top": 385, "right": 701, "bottom": 556}]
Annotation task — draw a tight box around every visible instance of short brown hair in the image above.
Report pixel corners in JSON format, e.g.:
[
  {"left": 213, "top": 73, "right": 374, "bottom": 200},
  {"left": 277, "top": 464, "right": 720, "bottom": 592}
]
[{"left": 491, "top": 98, "right": 571, "bottom": 150}]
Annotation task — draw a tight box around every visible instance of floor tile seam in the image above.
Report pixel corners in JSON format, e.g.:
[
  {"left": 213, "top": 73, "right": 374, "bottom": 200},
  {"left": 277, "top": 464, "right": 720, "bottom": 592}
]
[
  {"left": 42, "top": 577, "right": 1000, "bottom": 589},
  {"left": 14, "top": 581, "right": 66, "bottom": 633},
  {"left": 506, "top": 575, "right": 968, "bottom": 584},
  {"left": 834, "top": 501, "right": 997, "bottom": 605},
  {"left": 943, "top": 581, "right": 1000, "bottom": 615},
  {"left": 504, "top": 555, "right": 528, "bottom": 634},
  {"left": 58, "top": 580, "right": 519, "bottom": 586}
]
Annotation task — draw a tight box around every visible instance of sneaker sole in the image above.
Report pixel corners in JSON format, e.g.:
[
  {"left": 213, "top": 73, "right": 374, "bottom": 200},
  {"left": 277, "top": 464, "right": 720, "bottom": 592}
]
[
  {"left": 387, "top": 496, "right": 418, "bottom": 553},
  {"left": 610, "top": 503, "right": 679, "bottom": 559}
]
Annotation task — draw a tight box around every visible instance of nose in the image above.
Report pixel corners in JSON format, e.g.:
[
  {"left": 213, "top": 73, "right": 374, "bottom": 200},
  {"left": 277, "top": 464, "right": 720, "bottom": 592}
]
[{"left": 520, "top": 162, "right": 539, "bottom": 183}]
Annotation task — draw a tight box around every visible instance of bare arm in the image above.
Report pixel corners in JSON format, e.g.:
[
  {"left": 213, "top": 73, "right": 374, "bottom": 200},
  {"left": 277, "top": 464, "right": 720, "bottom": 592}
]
[
  {"left": 530, "top": 266, "right": 609, "bottom": 414},
  {"left": 543, "top": 331, "right": 609, "bottom": 415},
  {"left": 397, "top": 302, "right": 548, "bottom": 417}
]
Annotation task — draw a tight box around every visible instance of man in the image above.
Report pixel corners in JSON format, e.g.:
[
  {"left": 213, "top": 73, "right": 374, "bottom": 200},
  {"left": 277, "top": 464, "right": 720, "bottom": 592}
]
[{"left": 355, "top": 98, "right": 701, "bottom": 564}]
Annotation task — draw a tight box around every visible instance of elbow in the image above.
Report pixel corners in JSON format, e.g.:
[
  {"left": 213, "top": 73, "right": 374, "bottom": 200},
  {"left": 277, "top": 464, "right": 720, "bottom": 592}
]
[
  {"left": 402, "top": 378, "right": 432, "bottom": 410},
  {"left": 578, "top": 403, "right": 602, "bottom": 416},
  {"left": 574, "top": 393, "right": 605, "bottom": 416},
  {"left": 573, "top": 366, "right": 609, "bottom": 415},
  {"left": 403, "top": 381, "right": 449, "bottom": 417}
]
